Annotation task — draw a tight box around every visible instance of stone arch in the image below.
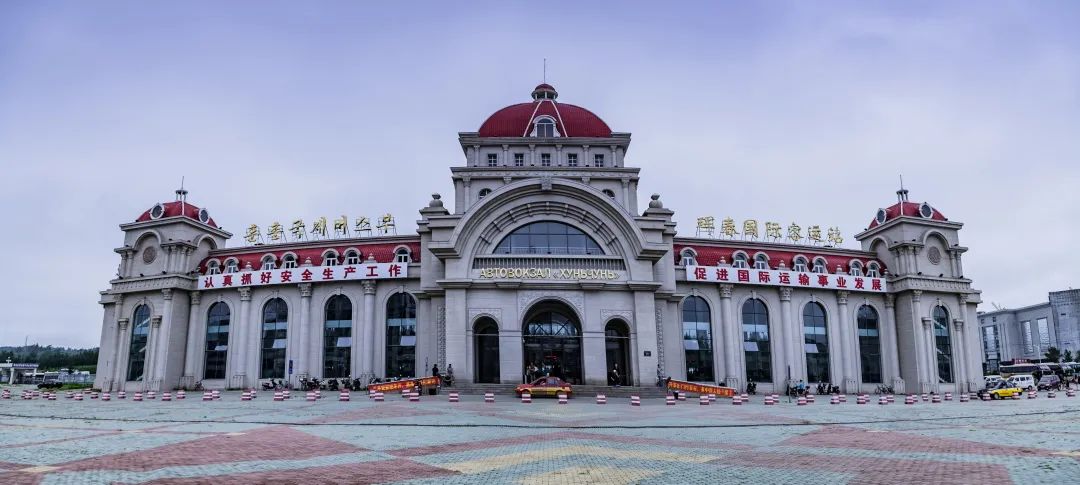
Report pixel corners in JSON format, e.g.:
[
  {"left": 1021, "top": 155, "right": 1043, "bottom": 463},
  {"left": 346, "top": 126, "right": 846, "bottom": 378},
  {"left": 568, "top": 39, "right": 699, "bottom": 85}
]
[{"left": 521, "top": 299, "right": 584, "bottom": 385}]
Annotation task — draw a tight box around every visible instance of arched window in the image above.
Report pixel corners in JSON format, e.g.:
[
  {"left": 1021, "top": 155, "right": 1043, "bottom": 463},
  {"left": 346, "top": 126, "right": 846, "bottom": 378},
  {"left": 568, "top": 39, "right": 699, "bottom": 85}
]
[
  {"left": 803, "top": 302, "right": 829, "bottom": 384},
  {"left": 849, "top": 261, "right": 863, "bottom": 277},
  {"left": 478, "top": 188, "right": 492, "bottom": 200},
  {"left": 224, "top": 258, "right": 239, "bottom": 273},
  {"left": 732, "top": 252, "right": 749, "bottom": 269},
  {"left": 679, "top": 248, "right": 697, "bottom": 266},
  {"left": 493, "top": 221, "right": 603, "bottom": 255},
  {"left": 812, "top": 258, "right": 827, "bottom": 274},
  {"left": 204, "top": 302, "right": 230, "bottom": 380},
  {"left": 260, "top": 298, "right": 288, "bottom": 379},
  {"left": 395, "top": 247, "right": 412, "bottom": 263},
  {"left": 282, "top": 254, "right": 297, "bottom": 269},
  {"left": 127, "top": 305, "right": 151, "bottom": 381},
  {"left": 858, "top": 305, "right": 882, "bottom": 384},
  {"left": 533, "top": 117, "right": 557, "bottom": 137},
  {"left": 386, "top": 293, "right": 416, "bottom": 378},
  {"left": 322, "top": 250, "right": 339, "bottom": 267},
  {"left": 261, "top": 255, "right": 276, "bottom": 271},
  {"left": 933, "top": 306, "right": 953, "bottom": 383},
  {"left": 867, "top": 262, "right": 881, "bottom": 278},
  {"left": 324, "top": 295, "right": 352, "bottom": 378},
  {"left": 682, "top": 296, "right": 714, "bottom": 382},
  {"left": 602, "top": 189, "right": 616, "bottom": 199},
  {"left": 742, "top": 299, "right": 772, "bottom": 382},
  {"left": 753, "top": 253, "right": 769, "bottom": 270},
  {"left": 207, "top": 260, "right": 221, "bottom": 275},
  {"left": 793, "top": 256, "right": 809, "bottom": 272}
]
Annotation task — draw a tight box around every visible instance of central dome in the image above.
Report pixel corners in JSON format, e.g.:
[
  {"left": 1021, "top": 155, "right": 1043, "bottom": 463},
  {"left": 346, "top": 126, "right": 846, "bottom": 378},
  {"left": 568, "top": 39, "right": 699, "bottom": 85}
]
[{"left": 477, "top": 84, "right": 613, "bottom": 138}]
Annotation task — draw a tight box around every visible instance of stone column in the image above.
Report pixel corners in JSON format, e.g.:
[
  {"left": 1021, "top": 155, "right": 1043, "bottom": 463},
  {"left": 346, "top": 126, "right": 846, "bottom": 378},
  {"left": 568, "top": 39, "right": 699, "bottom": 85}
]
[
  {"left": 621, "top": 179, "right": 630, "bottom": 209},
  {"left": 778, "top": 287, "right": 795, "bottom": 385},
  {"left": 183, "top": 291, "right": 202, "bottom": 379},
  {"left": 836, "top": 291, "right": 856, "bottom": 392},
  {"left": 147, "top": 315, "right": 162, "bottom": 391},
  {"left": 114, "top": 317, "right": 129, "bottom": 388},
  {"left": 924, "top": 315, "right": 938, "bottom": 392},
  {"left": 235, "top": 287, "right": 251, "bottom": 388},
  {"left": 909, "top": 290, "right": 928, "bottom": 393},
  {"left": 952, "top": 318, "right": 967, "bottom": 392},
  {"left": 362, "top": 280, "right": 377, "bottom": 375},
  {"left": 502, "top": 144, "right": 509, "bottom": 166},
  {"left": 883, "top": 295, "right": 903, "bottom": 391},
  {"left": 298, "top": 284, "right": 312, "bottom": 382},
  {"left": 719, "top": 284, "right": 739, "bottom": 390},
  {"left": 153, "top": 289, "right": 174, "bottom": 386},
  {"left": 707, "top": 291, "right": 724, "bottom": 381}
]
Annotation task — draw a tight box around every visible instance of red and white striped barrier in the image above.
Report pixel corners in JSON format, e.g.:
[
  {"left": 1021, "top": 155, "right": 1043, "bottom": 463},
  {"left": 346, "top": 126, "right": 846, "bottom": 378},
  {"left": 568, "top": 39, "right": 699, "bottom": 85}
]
[
  {"left": 665, "top": 395, "right": 676, "bottom": 406},
  {"left": 521, "top": 392, "right": 532, "bottom": 404},
  {"left": 373, "top": 392, "right": 384, "bottom": 402},
  {"left": 931, "top": 394, "right": 942, "bottom": 404},
  {"left": 596, "top": 393, "right": 607, "bottom": 404},
  {"left": 132, "top": 392, "right": 142, "bottom": 402},
  {"left": 764, "top": 395, "right": 775, "bottom": 405},
  {"left": 806, "top": 394, "right": 815, "bottom": 404},
  {"left": 146, "top": 391, "right": 156, "bottom": 400},
  {"left": 736, "top": 393, "right": 744, "bottom": 403},
  {"left": 981, "top": 393, "right": 991, "bottom": 401},
  {"left": 211, "top": 390, "right": 221, "bottom": 400},
  {"left": 339, "top": 390, "right": 350, "bottom": 402},
  {"left": 315, "top": 389, "right": 322, "bottom": 400},
  {"left": 838, "top": 394, "right": 847, "bottom": 403},
  {"left": 1027, "top": 390, "right": 1037, "bottom": 400},
  {"left": 0, "top": 390, "right": 9, "bottom": 399},
  {"left": 630, "top": 395, "right": 641, "bottom": 406},
  {"left": 1048, "top": 390, "right": 1057, "bottom": 398},
  {"left": 176, "top": 390, "right": 186, "bottom": 399},
  {"left": 47, "top": 393, "right": 57, "bottom": 401},
  {"left": 886, "top": 394, "right": 895, "bottom": 403},
  {"left": 408, "top": 392, "right": 420, "bottom": 402},
  {"left": 306, "top": 391, "right": 317, "bottom": 402},
  {"left": 905, "top": 394, "right": 916, "bottom": 405},
  {"left": 65, "top": 391, "right": 74, "bottom": 399},
  {"left": 241, "top": 390, "right": 252, "bottom": 401},
  {"left": 944, "top": 392, "right": 953, "bottom": 401},
  {"left": 90, "top": 392, "right": 99, "bottom": 399},
  {"left": 878, "top": 395, "right": 888, "bottom": 405},
  {"left": 162, "top": 392, "right": 172, "bottom": 401},
  {"left": 699, "top": 395, "right": 710, "bottom": 405},
  {"left": 101, "top": 392, "right": 111, "bottom": 401},
  {"left": 557, "top": 393, "right": 568, "bottom": 404},
  {"left": 448, "top": 392, "right": 459, "bottom": 403},
  {"left": 484, "top": 392, "right": 495, "bottom": 403},
  {"left": 118, "top": 391, "right": 126, "bottom": 399},
  {"left": 920, "top": 393, "right": 929, "bottom": 402},
  {"left": 202, "top": 391, "right": 213, "bottom": 401},
  {"left": 273, "top": 391, "right": 284, "bottom": 401},
  {"left": 1066, "top": 389, "right": 1076, "bottom": 398},
  {"left": 856, "top": 394, "right": 868, "bottom": 405},
  {"left": 829, "top": 395, "right": 839, "bottom": 405},
  {"left": 677, "top": 393, "right": 687, "bottom": 401},
  {"left": 959, "top": 393, "right": 970, "bottom": 402},
  {"left": 799, "top": 396, "right": 808, "bottom": 406},
  {"left": 731, "top": 395, "right": 742, "bottom": 405}
]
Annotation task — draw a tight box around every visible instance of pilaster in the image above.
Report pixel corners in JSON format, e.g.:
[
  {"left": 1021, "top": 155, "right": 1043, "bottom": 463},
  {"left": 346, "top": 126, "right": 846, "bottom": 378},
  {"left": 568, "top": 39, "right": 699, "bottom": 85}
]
[{"left": 719, "top": 284, "right": 739, "bottom": 390}]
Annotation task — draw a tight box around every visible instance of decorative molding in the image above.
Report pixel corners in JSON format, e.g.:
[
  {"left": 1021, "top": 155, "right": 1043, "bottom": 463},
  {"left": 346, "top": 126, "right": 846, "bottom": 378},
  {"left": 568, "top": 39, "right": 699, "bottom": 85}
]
[
  {"left": 885, "top": 294, "right": 895, "bottom": 308},
  {"left": 151, "top": 315, "right": 162, "bottom": 327},
  {"left": 518, "top": 290, "right": 584, "bottom": 319},
  {"left": 118, "top": 317, "right": 130, "bottom": 330},
  {"left": 779, "top": 287, "right": 792, "bottom": 301},
  {"left": 836, "top": 291, "right": 849, "bottom": 305},
  {"left": 654, "top": 307, "right": 665, "bottom": 375},
  {"left": 600, "top": 309, "right": 634, "bottom": 324},
  {"left": 468, "top": 308, "right": 503, "bottom": 323},
  {"left": 298, "top": 283, "right": 313, "bottom": 298},
  {"left": 719, "top": 284, "right": 734, "bottom": 299},
  {"left": 110, "top": 276, "right": 195, "bottom": 293},
  {"left": 959, "top": 293, "right": 969, "bottom": 305},
  {"left": 161, "top": 288, "right": 173, "bottom": 301},
  {"left": 238, "top": 287, "right": 252, "bottom": 301},
  {"left": 190, "top": 291, "right": 201, "bottom": 306},
  {"left": 911, "top": 289, "right": 923, "bottom": 302},
  {"left": 362, "top": 280, "right": 377, "bottom": 295}
]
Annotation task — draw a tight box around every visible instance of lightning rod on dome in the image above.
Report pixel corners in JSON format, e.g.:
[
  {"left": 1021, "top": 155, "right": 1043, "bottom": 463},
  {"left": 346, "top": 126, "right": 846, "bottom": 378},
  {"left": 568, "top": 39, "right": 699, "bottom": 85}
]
[
  {"left": 543, "top": 58, "right": 547, "bottom": 83},
  {"left": 176, "top": 176, "right": 188, "bottom": 215}
]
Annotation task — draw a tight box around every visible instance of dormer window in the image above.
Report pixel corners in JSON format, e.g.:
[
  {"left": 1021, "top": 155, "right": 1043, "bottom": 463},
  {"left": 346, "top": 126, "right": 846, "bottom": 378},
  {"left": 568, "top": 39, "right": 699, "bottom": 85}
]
[
  {"left": 261, "top": 255, "right": 277, "bottom": 270},
  {"left": 395, "top": 247, "right": 412, "bottom": 263},
  {"left": 486, "top": 153, "right": 498, "bottom": 167},
  {"left": 533, "top": 117, "right": 557, "bottom": 138},
  {"left": 849, "top": 261, "right": 863, "bottom": 277},
  {"left": 207, "top": 261, "right": 221, "bottom": 275},
  {"left": 812, "top": 258, "right": 827, "bottom": 274},
  {"left": 323, "top": 250, "right": 339, "bottom": 267},
  {"left": 594, "top": 153, "right": 605, "bottom": 167},
  {"left": 345, "top": 250, "right": 361, "bottom": 265},
  {"left": 753, "top": 253, "right": 769, "bottom": 270},
  {"left": 793, "top": 257, "right": 809, "bottom": 272},
  {"left": 567, "top": 153, "right": 578, "bottom": 167},
  {"left": 732, "top": 253, "right": 749, "bottom": 269},
  {"left": 680, "top": 248, "right": 697, "bottom": 266},
  {"left": 224, "top": 259, "right": 239, "bottom": 273},
  {"left": 282, "top": 254, "right": 297, "bottom": 269},
  {"left": 867, "top": 262, "right": 881, "bottom": 278},
  {"left": 514, "top": 153, "right": 524, "bottom": 167},
  {"left": 541, "top": 153, "right": 551, "bottom": 167}
]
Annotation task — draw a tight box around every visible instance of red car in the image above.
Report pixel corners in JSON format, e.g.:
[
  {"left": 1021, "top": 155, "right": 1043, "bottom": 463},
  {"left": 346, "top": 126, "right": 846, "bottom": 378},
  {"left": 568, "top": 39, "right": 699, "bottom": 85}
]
[{"left": 515, "top": 377, "right": 573, "bottom": 397}]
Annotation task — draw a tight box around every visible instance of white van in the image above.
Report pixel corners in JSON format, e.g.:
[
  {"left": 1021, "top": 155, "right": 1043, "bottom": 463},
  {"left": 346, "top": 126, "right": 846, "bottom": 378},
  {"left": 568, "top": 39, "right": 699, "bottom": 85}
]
[{"left": 1008, "top": 374, "right": 1035, "bottom": 390}]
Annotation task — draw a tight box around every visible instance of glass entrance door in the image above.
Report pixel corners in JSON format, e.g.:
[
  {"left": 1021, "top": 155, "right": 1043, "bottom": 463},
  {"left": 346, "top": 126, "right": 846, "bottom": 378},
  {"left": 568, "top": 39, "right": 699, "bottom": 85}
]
[
  {"left": 605, "top": 320, "right": 632, "bottom": 386},
  {"left": 522, "top": 304, "right": 583, "bottom": 384},
  {"left": 474, "top": 318, "right": 500, "bottom": 383}
]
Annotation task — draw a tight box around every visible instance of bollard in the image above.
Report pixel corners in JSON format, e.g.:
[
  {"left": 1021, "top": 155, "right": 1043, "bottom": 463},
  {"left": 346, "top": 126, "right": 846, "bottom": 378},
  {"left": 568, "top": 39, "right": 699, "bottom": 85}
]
[
  {"left": 90, "top": 392, "right": 99, "bottom": 400},
  {"left": 932, "top": 394, "right": 941, "bottom": 404},
  {"left": 665, "top": 395, "right": 676, "bottom": 406},
  {"left": 373, "top": 392, "right": 384, "bottom": 402},
  {"left": 484, "top": 392, "right": 495, "bottom": 403},
  {"left": 905, "top": 394, "right": 915, "bottom": 405},
  {"left": 764, "top": 395, "right": 775, "bottom": 405},
  {"left": 837, "top": 394, "right": 847, "bottom": 403},
  {"left": 731, "top": 395, "right": 741, "bottom": 406},
  {"left": 630, "top": 395, "right": 641, "bottom": 406},
  {"left": 74, "top": 393, "right": 83, "bottom": 401},
  {"left": 132, "top": 392, "right": 142, "bottom": 402},
  {"left": 118, "top": 391, "right": 126, "bottom": 399},
  {"left": 921, "top": 393, "right": 929, "bottom": 402},
  {"left": 596, "top": 393, "right": 607, "bottom": 405},
  {"left": 211, "top": 390, "right": 221, "bottom": 400},
  {"left": 699, "top": 395, "right": 710, "bottom": 406},
  {"left": 1067, "top": 389, "right": 1076, "bottom": 398},
  {"left": 829, "top": 395, "right": 839, "bottom": 405},
  {"left": 176, "top": 390, "right": 186, "bottom": 400},
  {"left": 339, "top": 390, "right": 350, "bottom": 402},
  {"left": 101, "top": 392, "right": 111, "bottom": 401},
  {"left": 48, "top": 393, "right": 57, "bottom": 401},
  {"left": 241, "top": 390, "right": 252, "bottom": 401},
  {"left": 806, "top": 394, "right": 815, "bottom": 404},
  {"left": 306, "top": 391, "right": 317, "bottom": 402},
  {"left": 162, "top": 392, "right": 172, "bottom": 402},
  {"left": 878, "top": 395, "right": 888, "bottom": 405},
  {"left": 315, "top": 389, "right": 322, "bottom": 400},
  {"left": 557, "top": 393, "right": 568, "bottom": 404},
  {"left": 1027, "top": 390, "right": 1037, "bottom": 400},
  {"left": 886, "top": 394, "right": 895, "bottom": 403},
  {"left": 959, "top": 393, "right": 970, "bottom": 402},
  {"left": 448, "top": 392, "right": 460, "bottom": 403},
  {"left": 857, "top": 395, "right": 868, "bottom": 405},
  {"left": 521, "top": 392, "right": 532, "bottom": 404},
  {"left": 1048, "top": 390, "right": 1057, "bottom": 398},
  {"left": 66, "top": 391, "right": 74, "bottom": 399},
  {"left": 944, "top": 392, "right": 953, "bottom": 401},
  {"left": 409, "top": 392, "right": 420, "bottom": 402},
  {"left": 710, "top": 394, "right": 718, "bottom": 403},
  {"left": 146, "top": 391, "right": 156, "bottom": 400},
  {"left": 677, "top": 393, "right": 687, "bottom": 401},
  {"left": 799, "top": 396, "right": 809, "bottom": 406},
  {"left": 202, "top": 391, "right": 213, "bottom": 401},
  {"left": 736, "top": 393, "right": 744, "bottom": 403},
  {"left": 273, "top": 391, "right": 284, "bottom": 401}
]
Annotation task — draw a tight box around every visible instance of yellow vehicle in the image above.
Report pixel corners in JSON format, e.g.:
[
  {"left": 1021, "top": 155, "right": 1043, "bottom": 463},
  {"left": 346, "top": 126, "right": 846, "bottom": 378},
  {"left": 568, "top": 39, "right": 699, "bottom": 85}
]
[{"left": 979, "top": 382, "right": 1023, "bottom": 400}]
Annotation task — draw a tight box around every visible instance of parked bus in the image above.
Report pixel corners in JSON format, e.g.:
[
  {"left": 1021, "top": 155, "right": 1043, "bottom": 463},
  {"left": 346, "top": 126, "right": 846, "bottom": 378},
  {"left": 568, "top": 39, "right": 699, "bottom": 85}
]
[{"left": 999, "top": 363, "right": 1040, "bottom": 378}]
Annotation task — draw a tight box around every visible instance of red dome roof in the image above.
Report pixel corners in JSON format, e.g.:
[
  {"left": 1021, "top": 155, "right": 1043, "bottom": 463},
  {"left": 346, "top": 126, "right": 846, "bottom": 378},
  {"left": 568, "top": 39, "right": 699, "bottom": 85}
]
[
  {"left": 136, "top": 200, "right": 218, "bottom": 228},
  {"left": 868, "top": 201, "right": 946, "bottom": 228},
  {"left": 477, "top": 84, "right": 612, "bottom": 138}
]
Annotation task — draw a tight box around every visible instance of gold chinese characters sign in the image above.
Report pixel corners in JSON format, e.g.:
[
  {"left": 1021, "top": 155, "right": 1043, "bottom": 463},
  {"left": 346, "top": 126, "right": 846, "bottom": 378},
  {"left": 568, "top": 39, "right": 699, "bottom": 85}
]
[
  {"left": 244, "top": 214, "right": 393, "bottom": 245},
  {"left": 478, "top": 268, "right": 620, "bottom": 280},
  {"left": 696, "top": 217, "right": 843, "bottom": 247}
]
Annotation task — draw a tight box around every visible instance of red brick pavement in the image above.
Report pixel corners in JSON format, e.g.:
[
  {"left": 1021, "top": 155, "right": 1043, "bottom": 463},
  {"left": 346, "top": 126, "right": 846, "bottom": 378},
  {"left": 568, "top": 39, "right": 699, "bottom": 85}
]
[
  {"left": 142, "top": 457, "right": 457, "bottom": 484},
  {"left": 711, "top": 450, "right": 1013, "bottom": 484},
  {"left": 783, "top": 425, "right": 1058, "bottom": 458}
]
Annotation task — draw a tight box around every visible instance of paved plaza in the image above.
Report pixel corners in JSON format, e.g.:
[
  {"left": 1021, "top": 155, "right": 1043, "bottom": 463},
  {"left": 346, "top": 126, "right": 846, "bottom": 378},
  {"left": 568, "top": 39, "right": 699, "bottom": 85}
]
[{"left": 0, "top": 387, "right": 1078, "bottom": 484}]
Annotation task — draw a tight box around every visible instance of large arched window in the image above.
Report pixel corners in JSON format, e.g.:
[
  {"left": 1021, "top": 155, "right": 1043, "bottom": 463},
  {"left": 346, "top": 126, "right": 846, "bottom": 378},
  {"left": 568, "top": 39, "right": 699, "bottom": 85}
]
[
  {"left": 493, "top": 221, "right": 603, "bottom": 255},
  {"left": 324, "top": 295, "right": 352, "bottom": 378},
  {"left": 260, "top": 298, "right": 288, "bottom": 379},
  {"left": 127, "top": 305, "right": 151, "bottom": 381},
  {"left": 682, "top": 296, "right": 714, "bottom": 382},
  {"left": 803, "top": 302, "right": 829, "bottom": 384},
  {"left": 742, "top": 299, "right": 772, "bottom": 382},
  {"left": 858, "top": 305, "right": 882, "bottom": 384},
  {"left": 933, "top": 306, "right": 953, "bottom": 383},
  {"left": 386, "top": 293, "right": 416, "bottom": 379},
  {"left": 204, "top": 302, "right": 230, "bottom": 380}
]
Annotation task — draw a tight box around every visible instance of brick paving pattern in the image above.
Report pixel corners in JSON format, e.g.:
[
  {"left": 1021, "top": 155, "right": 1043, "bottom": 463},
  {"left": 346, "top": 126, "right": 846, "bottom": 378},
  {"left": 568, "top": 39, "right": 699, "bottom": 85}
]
[{"left": 0, "top": 387, "right": 1077, "bottom": 484}]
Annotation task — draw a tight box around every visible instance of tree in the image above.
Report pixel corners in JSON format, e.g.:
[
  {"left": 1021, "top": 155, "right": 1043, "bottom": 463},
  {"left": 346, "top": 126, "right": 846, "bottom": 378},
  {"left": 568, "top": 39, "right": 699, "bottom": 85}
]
[
  {"left": 1064, "top": 349, "right": 1075, "bottom": 364},
  {"left": 1044, "top": 346, "right": 1061, "bottom": 363}
]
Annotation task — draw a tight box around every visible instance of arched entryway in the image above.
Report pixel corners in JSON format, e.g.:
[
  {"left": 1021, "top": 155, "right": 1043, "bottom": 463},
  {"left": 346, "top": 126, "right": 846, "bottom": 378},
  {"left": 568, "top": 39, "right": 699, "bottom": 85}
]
[
  {"left": 605, "top": 319, "right": 632, "bottom": 386},
  {"left": 522, "top": 301, "right": 583, "bottom": 384},
  {"left": 474, "top": 318, "right": 500, "bottom": 383}
]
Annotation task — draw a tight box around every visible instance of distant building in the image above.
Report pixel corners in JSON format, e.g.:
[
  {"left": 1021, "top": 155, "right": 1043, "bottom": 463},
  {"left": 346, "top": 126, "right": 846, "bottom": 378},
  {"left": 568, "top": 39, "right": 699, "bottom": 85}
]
[{"left": 978, "top": 289, "right": 1080, "bottom": 372}]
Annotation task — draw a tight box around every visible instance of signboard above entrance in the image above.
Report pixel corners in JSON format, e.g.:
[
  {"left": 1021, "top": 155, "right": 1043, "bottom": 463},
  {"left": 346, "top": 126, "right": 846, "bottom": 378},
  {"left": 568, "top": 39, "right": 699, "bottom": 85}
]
[
  {"left": 201, "top": 263, "right": 407, "bottom": 290},
  {"left": 685, "top": 265, "right": 886, "bottom": 293},
  {"left": 478, "top": 268, "right": 619, "bottom": 280}
]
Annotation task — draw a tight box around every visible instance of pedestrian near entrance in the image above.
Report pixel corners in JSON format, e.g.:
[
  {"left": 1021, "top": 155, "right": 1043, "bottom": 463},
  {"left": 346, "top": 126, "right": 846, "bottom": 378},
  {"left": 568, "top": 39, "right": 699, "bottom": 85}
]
[
  {"left": 446, "top": 364, "right": 454, "bottom": 387},
  {"left": 432, "top": 364, "right": 439, "bottom": 378}
]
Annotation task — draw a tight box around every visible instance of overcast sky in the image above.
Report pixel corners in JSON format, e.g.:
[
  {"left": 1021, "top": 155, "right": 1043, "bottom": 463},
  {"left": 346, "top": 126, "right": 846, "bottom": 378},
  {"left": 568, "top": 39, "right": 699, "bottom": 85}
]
[{"left": 2, "top": 1, "right": 1078, "bottom": 347}]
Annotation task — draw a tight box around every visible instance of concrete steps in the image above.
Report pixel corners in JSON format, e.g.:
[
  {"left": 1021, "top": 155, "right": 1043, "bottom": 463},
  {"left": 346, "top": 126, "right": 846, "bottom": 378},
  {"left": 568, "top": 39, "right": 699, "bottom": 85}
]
[{"left": 442, "top": 383, "right": 669, "bottom": 398}]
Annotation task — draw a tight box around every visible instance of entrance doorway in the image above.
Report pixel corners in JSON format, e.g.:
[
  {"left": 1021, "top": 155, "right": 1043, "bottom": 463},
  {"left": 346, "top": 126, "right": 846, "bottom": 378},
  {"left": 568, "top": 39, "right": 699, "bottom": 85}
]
[
  {"left": 605, "top": 320, "right": 632, "bottom": 386},
  {"left": 474, "top": 318, "right": 500, "bottom": 383},
  {"left": 522, "top": 301, "right": 583, "bottom": 384}
]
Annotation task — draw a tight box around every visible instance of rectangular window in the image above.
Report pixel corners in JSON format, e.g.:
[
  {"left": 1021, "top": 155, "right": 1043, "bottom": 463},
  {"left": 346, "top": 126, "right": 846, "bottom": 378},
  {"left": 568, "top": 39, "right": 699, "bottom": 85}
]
[
  {"left": 1037, "top": 318, "right": 1050, "bottom": 352},
  {"left": 487, "top": 153, "right": 498, "bottom": 167},
  {"left": 1022, "top": 320, "right": 1034, "bottom": 354},
  {"left": 541, "top": 153, "right": 551, "bottom": 167},
  {"left": 514, "top": 153, "right": 524, "bottom": 167},
  {"left": 594, "top": 153, "right": 605, "bottom": 167},
  {"left": 567, "top": 153, "right": 578, "bottom": 167},
  {"left": 983, "top": 326, "right": 999, "bottom": 362}
]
